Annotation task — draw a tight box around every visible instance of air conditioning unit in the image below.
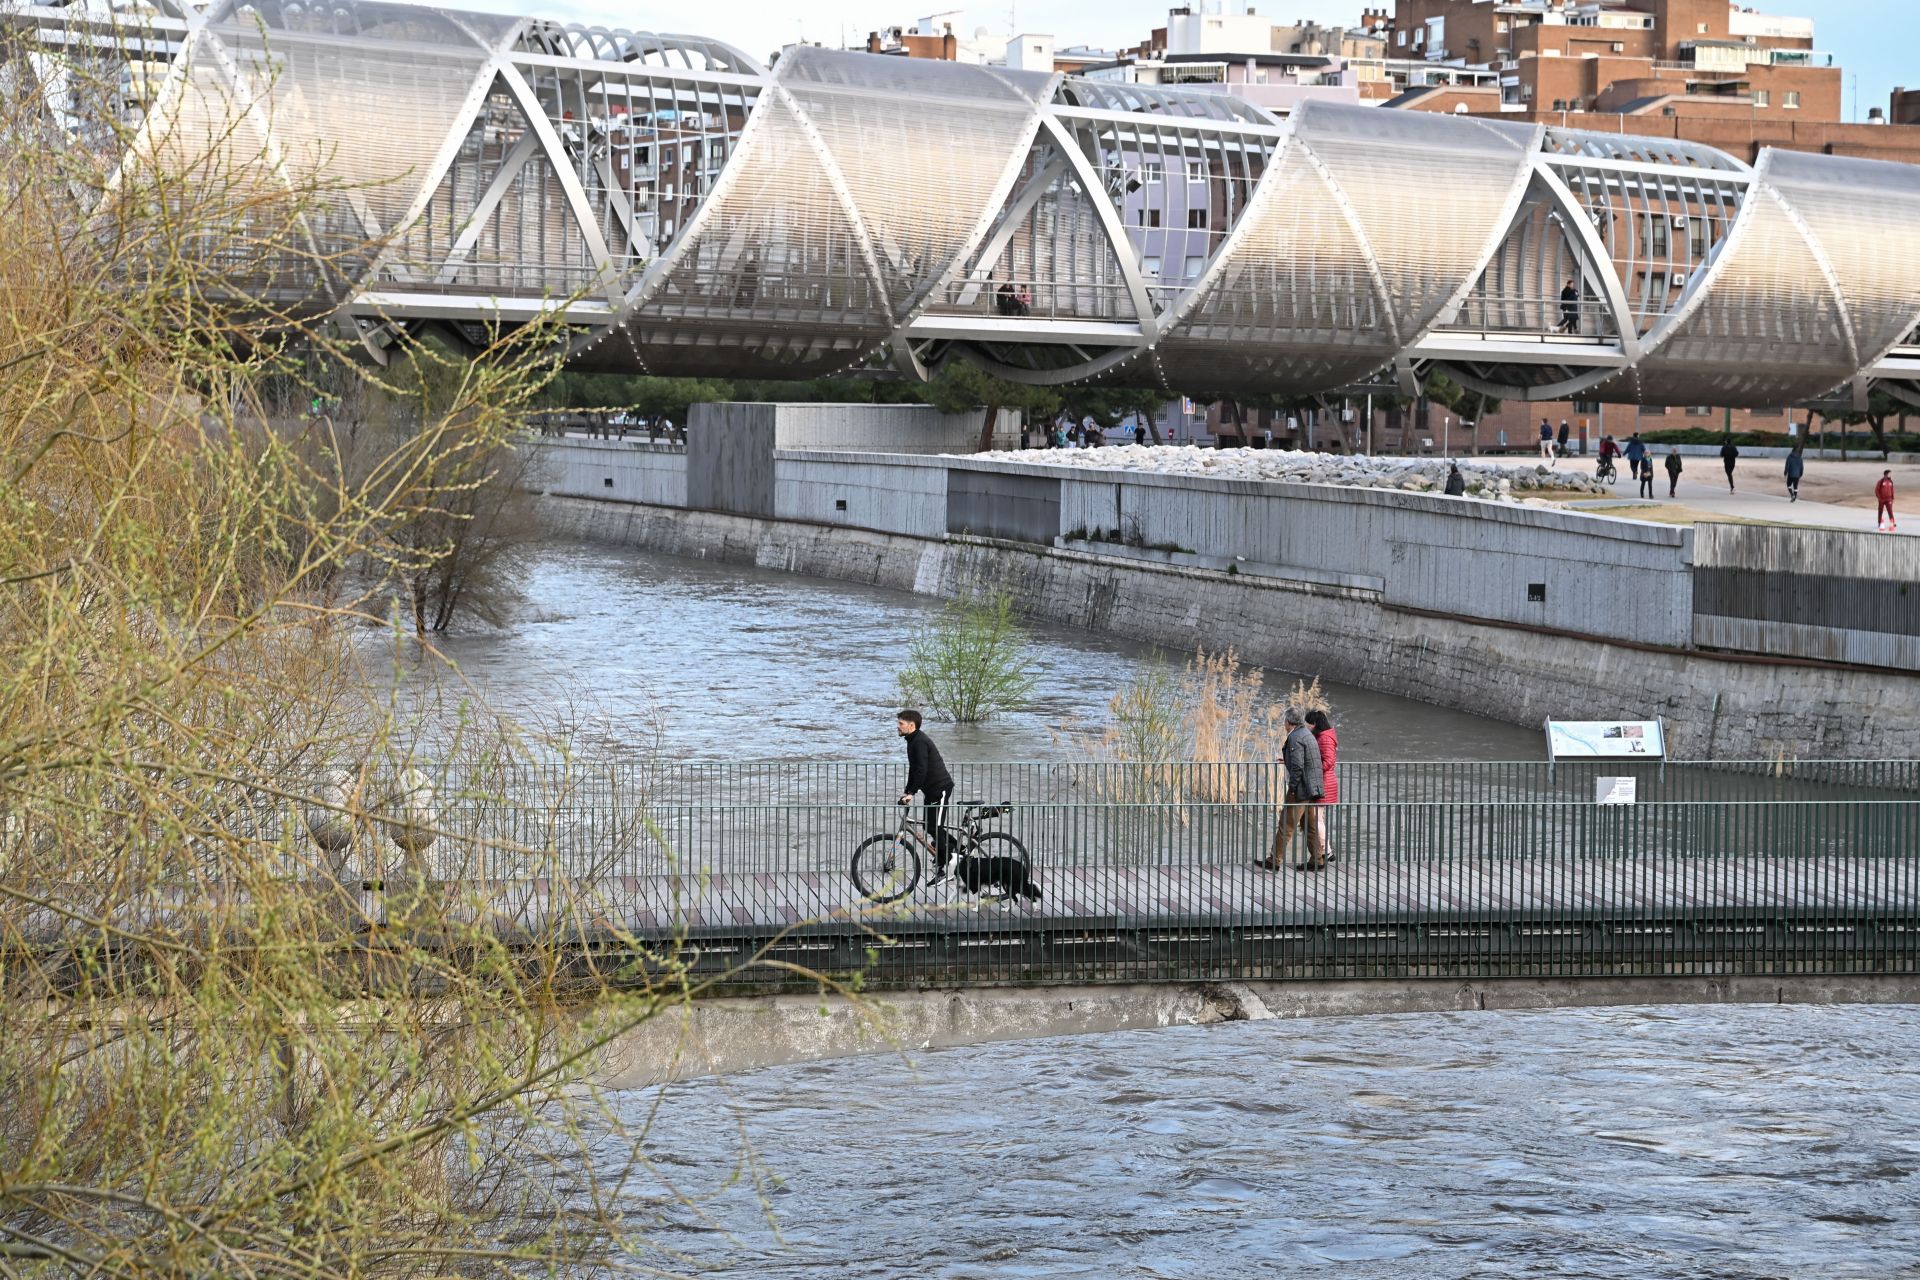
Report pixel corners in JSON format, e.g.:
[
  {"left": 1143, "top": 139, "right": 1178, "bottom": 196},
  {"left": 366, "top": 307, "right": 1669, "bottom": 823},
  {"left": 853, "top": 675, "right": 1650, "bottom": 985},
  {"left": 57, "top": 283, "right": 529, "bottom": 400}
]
[
  {"left": 1673, "top": 271, "right": 1690, "bottom": 288},
  {"left": 1671, "top": 215, "right": 1688, "bottom": 229}
]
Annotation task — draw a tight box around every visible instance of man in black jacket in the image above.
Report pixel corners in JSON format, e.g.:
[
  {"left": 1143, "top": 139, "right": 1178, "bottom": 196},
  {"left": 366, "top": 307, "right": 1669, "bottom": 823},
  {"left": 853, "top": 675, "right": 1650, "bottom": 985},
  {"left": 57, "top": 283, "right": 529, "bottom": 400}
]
[{"left": 897, "top": 709, "right": 955, "bottom": 876}]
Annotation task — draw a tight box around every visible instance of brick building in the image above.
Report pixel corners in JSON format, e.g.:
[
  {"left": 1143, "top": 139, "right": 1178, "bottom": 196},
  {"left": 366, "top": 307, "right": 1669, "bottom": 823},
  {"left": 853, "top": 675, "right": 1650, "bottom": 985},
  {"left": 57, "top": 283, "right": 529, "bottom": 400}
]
[{"left": 1382, "top": 0, "right": 1920, "bottom": 164}]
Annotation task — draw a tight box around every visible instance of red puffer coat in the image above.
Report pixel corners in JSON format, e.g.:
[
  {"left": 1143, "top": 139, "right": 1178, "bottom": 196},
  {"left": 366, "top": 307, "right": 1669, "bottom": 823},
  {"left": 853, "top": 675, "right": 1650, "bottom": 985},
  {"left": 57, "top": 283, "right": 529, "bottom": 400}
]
[{"left": 1314, "top": 728, "right": 1339, "bottom": 804}]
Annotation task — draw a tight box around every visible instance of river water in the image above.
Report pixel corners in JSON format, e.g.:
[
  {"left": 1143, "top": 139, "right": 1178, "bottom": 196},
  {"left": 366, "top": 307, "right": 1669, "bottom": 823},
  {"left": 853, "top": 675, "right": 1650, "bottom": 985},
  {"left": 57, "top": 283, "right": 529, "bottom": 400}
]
[
  {"left": 608, "top": 1005, "right": 1920, "bottom": 1278},
  {"left": 428, "top": 541, "right": 1541, "bottom": 763}
]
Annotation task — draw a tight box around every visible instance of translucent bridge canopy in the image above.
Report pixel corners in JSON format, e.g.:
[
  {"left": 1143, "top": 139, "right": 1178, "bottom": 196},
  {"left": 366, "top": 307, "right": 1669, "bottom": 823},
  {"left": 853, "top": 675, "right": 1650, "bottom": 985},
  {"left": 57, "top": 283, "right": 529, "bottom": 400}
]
[{"left": 9, "top": 0, "right": 1920, "bottom": 406}]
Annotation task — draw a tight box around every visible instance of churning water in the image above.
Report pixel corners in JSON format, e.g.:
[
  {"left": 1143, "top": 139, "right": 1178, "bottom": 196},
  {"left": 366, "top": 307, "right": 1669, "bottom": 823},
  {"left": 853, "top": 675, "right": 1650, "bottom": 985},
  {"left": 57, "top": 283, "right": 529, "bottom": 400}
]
[
  {"left": 606, "top": 1004, "right": 1920, "bottom": 1278},
  {"left": 427, "top": 541, "right": 1543, "bottom": 763}
]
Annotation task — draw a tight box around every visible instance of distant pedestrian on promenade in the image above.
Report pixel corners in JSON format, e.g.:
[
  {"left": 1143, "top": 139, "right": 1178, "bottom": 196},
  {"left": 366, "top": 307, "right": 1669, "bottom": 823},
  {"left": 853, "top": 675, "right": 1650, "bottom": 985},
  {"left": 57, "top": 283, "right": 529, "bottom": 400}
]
[
  {"left": 1538, "top": 418, "right": 1555, "bottom": 464},
  {"left": 1444, "top": 462, "right": 1467, "bottom": 496},
  {"left": 1135, "top": 422, "right": 1149, "bottom": 446},
  {"left": 1879, "top": 469, "right": 1899, "bottom": 531},
  {"left": 1624, "top": 432, "right": 1647, "bottom": 481},
  {"left": 1784, "top": 444, "right": 1804, "bottom": 503},
  {"left": 1256, "top": 708, "right": 1325, "bottom": 873},
  {"left": 1721, "top": 438, "right": 1740, "bottom": 492},
  {"left": 1306, "top": 709, "right": 1339, "bottom": 864},
  {"left": 1638, "top": 457, "right": 1655, "bottom": 498},
  {"left": 1559, "top": 278, "right": 1580, "bottom": 334},
  {"left": 1557, "top": 419, "right": 1571, "bottom": 458},
  {"left": 1664, "top": 447, "right": 1683, "bottom": 497}
]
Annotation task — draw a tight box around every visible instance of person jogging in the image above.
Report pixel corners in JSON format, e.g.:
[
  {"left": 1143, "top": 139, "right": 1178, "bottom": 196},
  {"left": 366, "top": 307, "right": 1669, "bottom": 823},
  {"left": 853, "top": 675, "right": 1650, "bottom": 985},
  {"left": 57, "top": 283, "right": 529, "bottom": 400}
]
[
  {"left": 896, "top": 709, "right": 955, "bottom": 879},
  {"left": 1720, "top": 438, "right": 1740, "bottom": 492},
  {"left": 1879, "top": 470, "right": 1899, "bottom": 532}
]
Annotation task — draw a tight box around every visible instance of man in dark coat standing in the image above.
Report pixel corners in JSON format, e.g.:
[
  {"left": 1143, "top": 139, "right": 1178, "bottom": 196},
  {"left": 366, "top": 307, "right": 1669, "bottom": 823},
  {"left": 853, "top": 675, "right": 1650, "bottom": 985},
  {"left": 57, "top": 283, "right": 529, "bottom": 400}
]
[{"left": 897, "top": 709, "right": 955, "bottom": 876}]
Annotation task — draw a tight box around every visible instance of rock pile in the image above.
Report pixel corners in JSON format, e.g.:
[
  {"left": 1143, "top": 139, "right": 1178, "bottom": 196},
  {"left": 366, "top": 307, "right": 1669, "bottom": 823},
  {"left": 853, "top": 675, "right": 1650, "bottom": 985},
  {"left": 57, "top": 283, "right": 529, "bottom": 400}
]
[{"left": 955, "top": 445, "right": 1610, "bottom": 501}]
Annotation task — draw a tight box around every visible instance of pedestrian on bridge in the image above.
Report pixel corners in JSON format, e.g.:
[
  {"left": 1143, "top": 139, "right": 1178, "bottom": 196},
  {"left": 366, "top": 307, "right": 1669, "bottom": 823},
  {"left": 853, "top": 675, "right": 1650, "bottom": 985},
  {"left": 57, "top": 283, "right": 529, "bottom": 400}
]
[
  {"left": 1879, "top": 470, "right": 1899, "bottom": 531},
  {"left": 1307, "top": 709, "right": 1339, "bottom": 865},
  {"left": 1256, "top": 707, "right": 1325, "bottom": 874},
  {"left": 1559, "top": 278, "right": 1580, "bottom": 334},
  {"left": 896, "top": 709, "right": 955, "bottom": 879}
]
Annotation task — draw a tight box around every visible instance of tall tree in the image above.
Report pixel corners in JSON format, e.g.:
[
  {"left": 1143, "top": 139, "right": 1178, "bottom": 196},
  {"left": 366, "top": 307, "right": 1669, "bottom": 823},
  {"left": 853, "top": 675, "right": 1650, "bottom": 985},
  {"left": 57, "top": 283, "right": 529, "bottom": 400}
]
[{"left": 920, "top": 359, "right": 1063, "bottom": 452}]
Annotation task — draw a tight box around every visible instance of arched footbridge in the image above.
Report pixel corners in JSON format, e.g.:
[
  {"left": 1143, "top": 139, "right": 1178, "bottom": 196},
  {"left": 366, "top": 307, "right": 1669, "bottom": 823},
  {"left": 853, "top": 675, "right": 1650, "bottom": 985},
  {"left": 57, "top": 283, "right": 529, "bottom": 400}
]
[{"left": 10, "top": 0, "right": 1920, "bottom": 409}]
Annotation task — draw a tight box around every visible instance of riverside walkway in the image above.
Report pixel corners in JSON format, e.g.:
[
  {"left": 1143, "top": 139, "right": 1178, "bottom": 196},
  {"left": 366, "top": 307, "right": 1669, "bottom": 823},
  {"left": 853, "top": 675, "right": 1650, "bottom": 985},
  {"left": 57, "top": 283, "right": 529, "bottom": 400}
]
[{"left": 359, "top": 758, "right": 1920, "bottom": 989}]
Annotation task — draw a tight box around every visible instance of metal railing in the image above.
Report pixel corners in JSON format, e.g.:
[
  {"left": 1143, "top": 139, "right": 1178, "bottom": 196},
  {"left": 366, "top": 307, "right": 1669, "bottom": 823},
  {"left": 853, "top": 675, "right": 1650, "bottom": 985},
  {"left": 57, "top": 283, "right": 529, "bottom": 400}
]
[{"left": 14, "top": 759, "right": 1913, "bottom": 989}]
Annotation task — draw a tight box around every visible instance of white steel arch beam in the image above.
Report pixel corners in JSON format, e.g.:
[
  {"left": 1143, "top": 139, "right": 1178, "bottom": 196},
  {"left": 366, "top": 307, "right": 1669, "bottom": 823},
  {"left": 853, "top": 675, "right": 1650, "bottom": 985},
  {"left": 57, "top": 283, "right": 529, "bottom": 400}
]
[
  {"left": 1036, "top": 111, "right": 1157, "bottom": 345},
  {"left": 495, "top": 61, "right": 623, "bottom": 310}
]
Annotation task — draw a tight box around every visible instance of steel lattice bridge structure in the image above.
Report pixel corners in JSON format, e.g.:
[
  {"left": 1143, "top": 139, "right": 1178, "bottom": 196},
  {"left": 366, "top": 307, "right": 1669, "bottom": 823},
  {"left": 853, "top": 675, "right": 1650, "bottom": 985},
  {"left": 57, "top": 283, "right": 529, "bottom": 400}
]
[{"left": 9, "top": 0, "right": 1920, "bottom": 409}]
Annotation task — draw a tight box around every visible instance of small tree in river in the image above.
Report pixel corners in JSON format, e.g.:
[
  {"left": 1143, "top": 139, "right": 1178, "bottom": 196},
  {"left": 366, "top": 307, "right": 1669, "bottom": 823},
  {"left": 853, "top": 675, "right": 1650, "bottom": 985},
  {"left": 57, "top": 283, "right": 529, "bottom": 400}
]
[{"left": 896, "top": 588, "right": 1039, "bottom": 722}]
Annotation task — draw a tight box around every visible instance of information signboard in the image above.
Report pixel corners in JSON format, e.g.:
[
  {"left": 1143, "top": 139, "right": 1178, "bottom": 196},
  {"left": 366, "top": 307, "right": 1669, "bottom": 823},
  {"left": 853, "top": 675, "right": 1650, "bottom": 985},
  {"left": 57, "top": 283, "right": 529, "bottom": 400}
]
[{"left": 1544, "top": 719, "right": 1666, "bottom": 760}]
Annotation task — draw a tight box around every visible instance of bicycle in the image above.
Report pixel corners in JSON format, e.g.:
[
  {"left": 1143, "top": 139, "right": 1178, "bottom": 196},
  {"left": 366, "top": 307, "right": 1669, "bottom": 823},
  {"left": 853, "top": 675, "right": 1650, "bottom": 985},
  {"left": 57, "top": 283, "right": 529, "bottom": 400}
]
[
  {"left": 850, "top": 799, "right": 1030, "bottom": 904},
  {"left": 1595, "top": 454, "right": 1618, "bottom": 485}
]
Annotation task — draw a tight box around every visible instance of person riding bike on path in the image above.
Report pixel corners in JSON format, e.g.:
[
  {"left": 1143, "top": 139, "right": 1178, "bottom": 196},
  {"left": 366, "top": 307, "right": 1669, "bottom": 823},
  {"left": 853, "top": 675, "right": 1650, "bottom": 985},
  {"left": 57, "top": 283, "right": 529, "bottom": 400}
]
[
  {"left": 1879, "top": 470, "right": 1899, "bottom": 532},
  {"left": 897, "top": 709, "right": 955, "bottom": 879},
  {"left": 1597, "top": 434, "right": 1620, "bottom": 481}
]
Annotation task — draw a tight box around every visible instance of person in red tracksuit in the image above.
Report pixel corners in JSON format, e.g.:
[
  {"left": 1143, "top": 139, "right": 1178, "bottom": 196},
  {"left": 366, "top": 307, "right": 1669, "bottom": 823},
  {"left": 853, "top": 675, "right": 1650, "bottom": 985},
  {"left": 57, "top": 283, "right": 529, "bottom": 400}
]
[
  {"left": 1878, "top": 470, "right": 1898, "bottom": 532},
  {"left": 1306, "top": 710, "right": 1339, "bottom": 864}
]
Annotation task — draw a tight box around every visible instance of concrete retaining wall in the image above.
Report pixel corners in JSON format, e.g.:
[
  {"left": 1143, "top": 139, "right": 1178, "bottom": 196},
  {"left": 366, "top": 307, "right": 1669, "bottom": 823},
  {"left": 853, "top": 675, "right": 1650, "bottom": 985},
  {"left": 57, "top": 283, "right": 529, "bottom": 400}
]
[
  {"left": 1693, "top": 523, "right": 1920, "bottom": 670},
  {"left": 538, "top": 496, "right": 1920, "bottom": 760},
  {"left": 542, "top": 439, "right": 686, "bottom": 507},
  {"left": 594, "top": 975, "right": 1920, "bottom": 1086}
]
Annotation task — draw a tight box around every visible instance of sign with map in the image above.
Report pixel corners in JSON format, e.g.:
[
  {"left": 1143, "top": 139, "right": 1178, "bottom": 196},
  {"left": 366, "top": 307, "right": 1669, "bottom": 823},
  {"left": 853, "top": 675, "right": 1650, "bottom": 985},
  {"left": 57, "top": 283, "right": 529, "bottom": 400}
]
[{"left": 1545, "top": 720, "right": 1666, "bottom": 760}]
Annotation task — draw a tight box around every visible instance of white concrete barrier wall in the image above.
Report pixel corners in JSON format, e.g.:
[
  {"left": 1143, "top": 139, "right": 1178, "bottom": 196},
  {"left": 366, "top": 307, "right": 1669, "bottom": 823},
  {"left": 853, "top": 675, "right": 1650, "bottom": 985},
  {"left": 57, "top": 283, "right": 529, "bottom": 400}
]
[{"left": 540, "top": 439, "right": 687, "bottom": 507}]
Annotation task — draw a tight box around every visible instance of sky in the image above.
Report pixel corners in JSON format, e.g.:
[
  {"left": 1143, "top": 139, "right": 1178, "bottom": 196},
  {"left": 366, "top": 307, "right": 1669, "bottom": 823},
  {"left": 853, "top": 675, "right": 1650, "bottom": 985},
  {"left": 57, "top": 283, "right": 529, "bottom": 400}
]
[{"left": 459, "top": 0, "right": 1916, "bottom": 121}]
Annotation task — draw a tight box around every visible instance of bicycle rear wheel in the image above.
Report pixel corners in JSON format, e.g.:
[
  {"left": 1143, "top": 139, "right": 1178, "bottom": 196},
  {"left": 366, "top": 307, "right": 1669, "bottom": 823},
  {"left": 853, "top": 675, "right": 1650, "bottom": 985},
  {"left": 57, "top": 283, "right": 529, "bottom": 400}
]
[{"left": 851, "top": 831, "right": 921, "bottom": 904}]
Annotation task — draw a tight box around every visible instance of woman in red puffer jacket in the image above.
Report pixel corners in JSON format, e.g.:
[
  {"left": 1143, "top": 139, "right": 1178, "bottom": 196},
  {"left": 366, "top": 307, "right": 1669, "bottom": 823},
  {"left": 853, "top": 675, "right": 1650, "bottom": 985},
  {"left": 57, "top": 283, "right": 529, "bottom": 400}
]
[{"left": 1306, "top": 709, "right": 1338, "bottom": 862}]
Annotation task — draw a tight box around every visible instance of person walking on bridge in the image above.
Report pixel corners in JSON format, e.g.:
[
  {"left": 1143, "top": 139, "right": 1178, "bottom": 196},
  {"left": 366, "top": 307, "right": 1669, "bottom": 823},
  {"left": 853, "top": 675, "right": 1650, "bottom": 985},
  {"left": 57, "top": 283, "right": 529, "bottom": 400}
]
[
  {"left": 1559, "top": 278, "right": 1580, "bottom": 334},
  {"left": 1879, "top": 469, "right": 1899, "bottom": 531},
  {"left": 896, "top": 709, "right": 955, "bottom": 881},
  {"left": 1306, "top": 709, "right": 1340, "bottom": 865},
  {"left": 1256, "top": 707, "right": 1325, "bottom": 873}
]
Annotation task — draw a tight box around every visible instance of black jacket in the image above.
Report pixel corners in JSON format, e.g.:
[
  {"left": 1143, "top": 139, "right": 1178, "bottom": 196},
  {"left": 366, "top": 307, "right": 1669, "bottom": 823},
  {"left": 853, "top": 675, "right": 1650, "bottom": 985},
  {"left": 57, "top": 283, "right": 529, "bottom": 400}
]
[{"left": 903, "top": 729, "right": 953, "bottom": 798}]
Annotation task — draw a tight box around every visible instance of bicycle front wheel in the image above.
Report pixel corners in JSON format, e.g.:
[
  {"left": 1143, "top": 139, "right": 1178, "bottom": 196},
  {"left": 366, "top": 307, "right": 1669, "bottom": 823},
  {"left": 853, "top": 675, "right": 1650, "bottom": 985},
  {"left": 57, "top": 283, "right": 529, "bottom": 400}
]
[{"left": 851, "top": 831, "right": 921, "bottom": 904}]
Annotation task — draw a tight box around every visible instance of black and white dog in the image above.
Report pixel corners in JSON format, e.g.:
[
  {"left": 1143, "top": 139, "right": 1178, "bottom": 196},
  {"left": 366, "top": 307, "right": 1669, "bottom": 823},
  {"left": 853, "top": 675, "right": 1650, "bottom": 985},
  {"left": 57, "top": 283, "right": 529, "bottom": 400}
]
[{"left": 944, "top": 853, "right": 1043, "bottom": 904}]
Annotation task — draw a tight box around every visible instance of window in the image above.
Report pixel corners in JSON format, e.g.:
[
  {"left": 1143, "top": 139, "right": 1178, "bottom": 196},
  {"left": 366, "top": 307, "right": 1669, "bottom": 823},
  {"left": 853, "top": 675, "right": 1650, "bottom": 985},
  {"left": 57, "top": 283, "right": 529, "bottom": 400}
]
[
  {"left": 1784, "top": 90, "right": 1801, "bottom": 109},
  {"left": 1689, "top": 218, "right": 1709, "bottom": 257},
  {"left": 1688, "top": 406, "right": 1713, "bottom": 416},
  {"left": 1647, "top": 216, "right": 1670, "bottom": 256},
  {"left": 1574, "top": 400, "right": 1601, "bottom": 414},
  {"left": 1187, "top": 208, "right": 1207, "bottom": 229},
  {"left": 1646, "top": 270, "right": 1669, "bottom": 295},
  {"left": 1183, "top": 255, "right": 1205, "bottom": 279},
  {"left": 1397, "top": 29, "right": 1407, "bottom": 47},
  {"left": 1140, "top": 163, "right": 1164, "bottom": 184},
  {"left": 1186, "top": 160, "right": 1207, "bottom": 183},
  {"left": 1753, "top": 89, "right": 1769, "bottom": 106},
  {"left": 1137, "top": 207, "right": 1161, "bottom": 228},
  {"left": 682, "top": 144, "right": 694, "bottom": 165},
  {"left": 1697, "top": 22, "right": 1709, "bottom": 32},
  {"left": 1142, "top": 255, "right": 1161, "bottom": 276}
]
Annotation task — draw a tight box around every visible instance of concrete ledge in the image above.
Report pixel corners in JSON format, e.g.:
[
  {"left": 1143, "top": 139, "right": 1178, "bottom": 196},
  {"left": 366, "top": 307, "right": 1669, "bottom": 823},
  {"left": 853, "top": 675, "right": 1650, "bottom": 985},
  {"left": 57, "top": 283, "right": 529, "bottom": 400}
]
[
  {"left": 594, "top": 974, "right": 1920, "bottom": 1086},
  {"left": 1053, "top": 535, "right": 1387, "bottom": 593}
]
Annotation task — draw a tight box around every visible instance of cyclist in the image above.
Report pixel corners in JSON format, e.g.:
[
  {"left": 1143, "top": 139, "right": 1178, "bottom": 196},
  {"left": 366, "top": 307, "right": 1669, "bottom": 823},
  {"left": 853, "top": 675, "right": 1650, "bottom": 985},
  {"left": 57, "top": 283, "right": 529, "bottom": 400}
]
[{"left": 896, "top": 709, "right": 955, "bottom": 880}]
